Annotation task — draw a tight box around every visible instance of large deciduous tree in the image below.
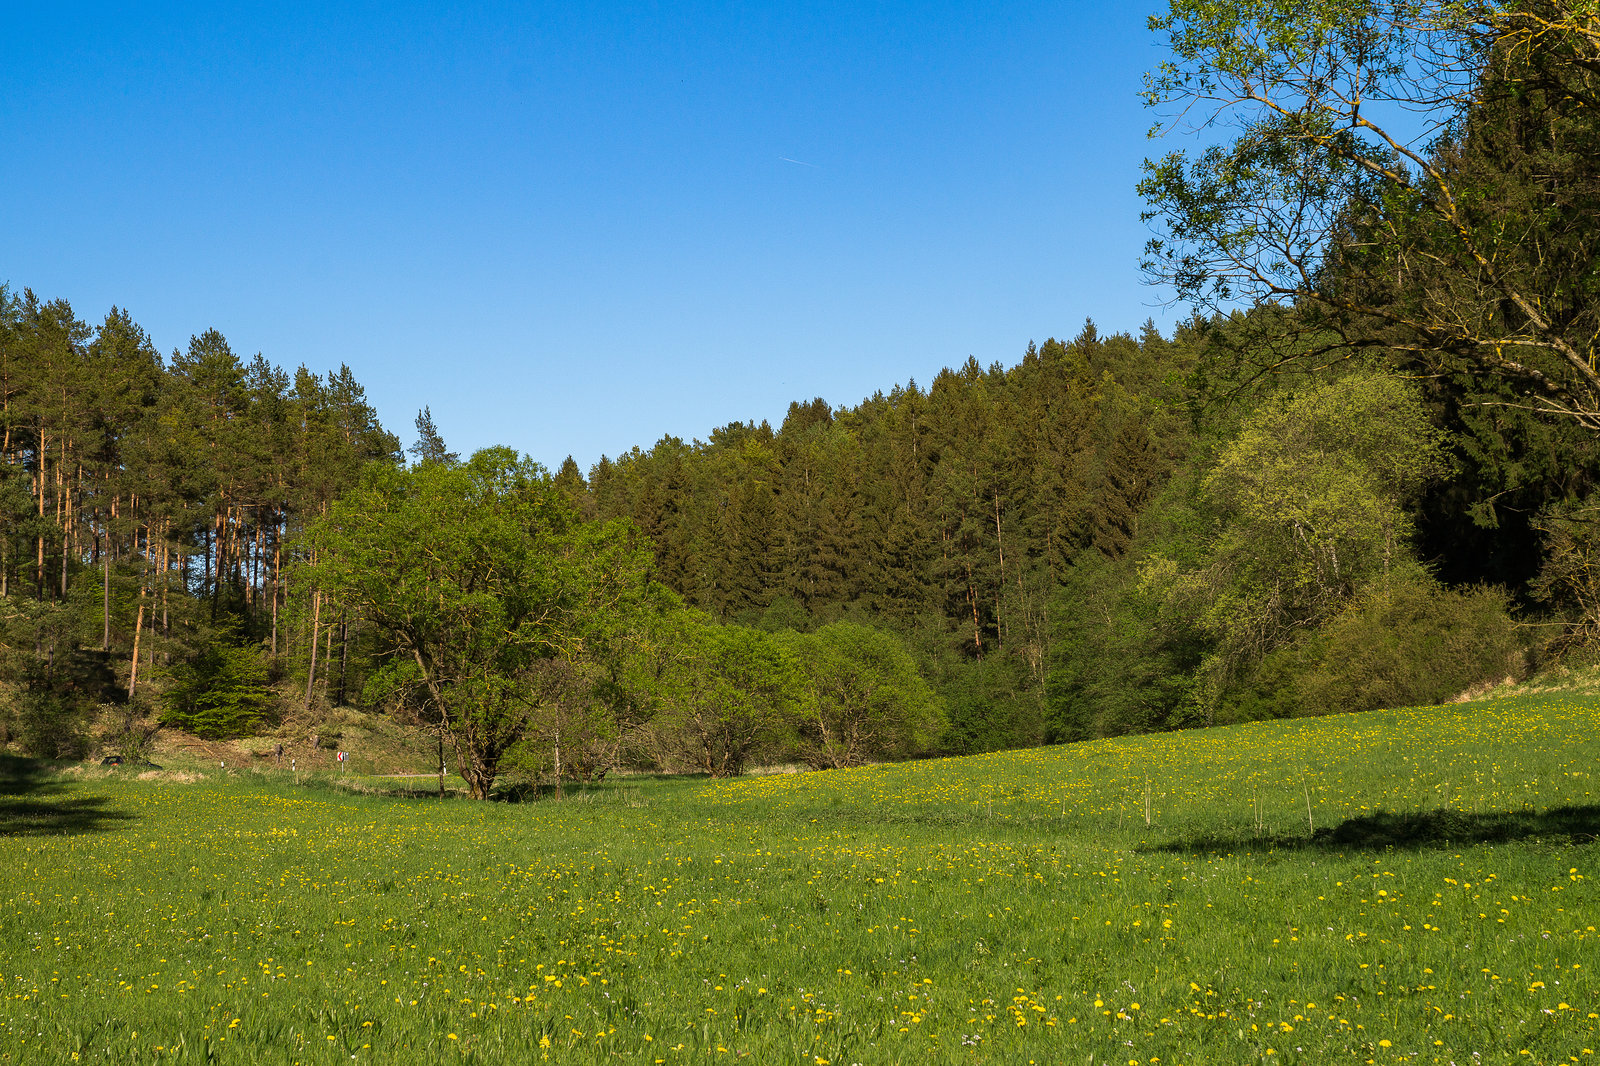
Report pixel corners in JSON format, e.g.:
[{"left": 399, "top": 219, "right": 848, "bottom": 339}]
[
  {"left": 781, "top": 621, "right": 945, "bottom": 769},
  {"left": 306, "top": 447, "right": 656, "bottom": 799},
  {"left": 636, "top": 611, "right": 803, "bottom": 777},
  {"left": 1140, "top": 371, "right": 1446, "bottom": 712},
  {"left": 1141, "top": 0, "right": 1600, "bottom": 429}
]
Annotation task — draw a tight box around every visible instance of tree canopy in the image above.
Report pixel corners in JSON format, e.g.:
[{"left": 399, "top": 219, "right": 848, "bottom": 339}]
[
  {"left": 1141, "top": 0, "right": 1600, "bottom": 429},
  {"left": 305, "top": 448, "right": 659, "bottom": 798}
]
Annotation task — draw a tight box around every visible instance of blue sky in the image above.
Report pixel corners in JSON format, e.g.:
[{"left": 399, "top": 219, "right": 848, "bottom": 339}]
[{"left": 4, "top": 1, "right": 1178, "bottom": 470}]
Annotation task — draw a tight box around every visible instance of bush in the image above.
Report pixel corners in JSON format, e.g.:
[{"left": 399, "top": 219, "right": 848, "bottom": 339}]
[
  {"left": 781, "top": 622, "right": 945, "bottom": 768},
  {"left": 1221, "top": 574, "right": 1521, "bottom": 719},
  {"left": 161, "top": 641, "right": 278, "bottom": 739},
  {"left": 1296, "top": 578, "right": 1520, "bottom": 714},
  {"left": 16, "top": 689, "right": 91, "bottom": 759}
]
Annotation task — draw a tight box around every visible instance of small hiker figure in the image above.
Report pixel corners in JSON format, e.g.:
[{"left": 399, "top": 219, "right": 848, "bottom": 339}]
[{"left": 275, "top": 742, "right": 284, "bottom": 767}]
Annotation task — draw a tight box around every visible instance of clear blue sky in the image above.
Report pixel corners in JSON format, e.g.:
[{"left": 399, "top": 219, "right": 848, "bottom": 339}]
[{"left": 3, "top": 1, "right": 1178, "bottom": 471}]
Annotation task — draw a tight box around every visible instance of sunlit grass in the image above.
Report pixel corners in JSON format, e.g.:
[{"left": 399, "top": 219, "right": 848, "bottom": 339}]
[{"left": 2, "top": 693, "right": 1597, "bottom": 1063}]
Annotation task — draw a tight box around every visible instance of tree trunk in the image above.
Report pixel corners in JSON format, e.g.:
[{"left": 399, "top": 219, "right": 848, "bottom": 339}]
[
  {"left": 462, "top": 760, "right": 494, "bottom": 801},
  {"left": 965, "top": 556, "right": 983, "bottom": 654},
  {"left": 36, "top": 431, "right": 46, "bottom": 596},
  {"left": 993, "top": 491, "right": 1005, "bottom": 651},
  {"left": 270, "top": 516, "right": 281, "bottom": 656},
  {"left": 128, "top": 594, "right": 146, "bottom": 699},
  {"left": 303, "top": 589, "right": 322, "bottom": 714},
  {"left": 127, "top": 529, "right": 149, "bottom": 698},
  {"left": 323, "top": 616, "right": 336, "bottom": 703},
  {"left": 102, "top": 529, "right": 111, "bottom": 651},
  {"left": 159, "top": 533, "right": 170, "bottom": 664},
  {"left": 203, "top": 525, "right": 213, "bottom": 616},
  {"left": 554, "top": 729, "right": 563, "bottom": 800},
  {"left": 337, "top": 617, "right": 350, "bottom": 706}
]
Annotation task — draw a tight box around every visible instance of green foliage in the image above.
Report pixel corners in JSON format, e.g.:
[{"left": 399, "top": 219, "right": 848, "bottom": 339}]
[
  {"left": 306, "top": 447, "right": 659, "bottom": 798},
  {"left": 780, "top": 621, "right": 945, "bottom": 768},
  {"left": 1531, "top": 494, "right": 1600, "bottom": 649},
  {"left": 1142, "top": 0, "right": 1600, "bottom": 606},
  {"left": 1049, "top": 371, "right": 1485, "bottom": 738},
  {"left": 743, "top": 594, "right": 813, "bottom": 633},
  {"left": 1223, "top": 572, "right": 1521, "bottom": 720},
  {"left": 1142, "top": 0, "right": 1600, "bottom": 418},
  {"left": 13, "top": 689, "right": 91, "bottom": 759},
  {"left": 0, "top": 596, "right": 116, "bottom": 758},
  {"left": 583, "top": 326, "right": 1196, "bottom": 754},
  {"left": 1045, "top": 551, "right": 1208, "bottom": 741},
  {"left": 636, "top": 612, "right": 804, "bottom": 776},
  {"left": 1294, "top": 575, "right": 1521, "bottom": 715},
  {"left": 408, "top": 405, "right": 458, "bottom": 466},
  {"left": 1148, "top": 372, "right": 1446, "bottom": 699},
  {"left": 930, "top": 646, "right": 1043, "bottom": 755},
  {"left": 161, "top": 640, "right": 277, "bottom": 739}
]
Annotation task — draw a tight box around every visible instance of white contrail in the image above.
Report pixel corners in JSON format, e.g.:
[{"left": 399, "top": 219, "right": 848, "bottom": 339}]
[{"left": 778, "top": 156, "right": 818, "bottom": 167}]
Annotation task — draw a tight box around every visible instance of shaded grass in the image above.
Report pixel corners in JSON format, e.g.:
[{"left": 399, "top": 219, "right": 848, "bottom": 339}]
[
  {"left": 1145, "top": 803, "right": 1600, "bottom": 854},
  {"left": 0, "top": 756, "right": 136, "bottom": 838}
]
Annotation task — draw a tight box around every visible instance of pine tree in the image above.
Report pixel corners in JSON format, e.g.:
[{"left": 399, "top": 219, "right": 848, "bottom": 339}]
[{"left": 409, "top": 406, "right": 459, "bottom": 465}]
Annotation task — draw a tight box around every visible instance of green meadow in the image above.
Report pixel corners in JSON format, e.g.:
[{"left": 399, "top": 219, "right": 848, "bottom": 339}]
[{"left": 2, "top": 692, "right": 1598, "bottom": 1065}]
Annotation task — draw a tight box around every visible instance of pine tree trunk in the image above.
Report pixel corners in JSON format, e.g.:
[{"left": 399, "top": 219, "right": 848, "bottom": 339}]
[
  {"left": 993, "top": 491, "right": 1005, "bottom": 651},
  {"left": 203, "top": 526, "right": 213, "bottom": 615},
  {"left": 337, "top": 617, "right": 349, "bottom": 706},
  {"left": 323, "top": 614, "right": 335, "bottom": 704},
  {"left": 304, "top": 589, "right": 322, "bottom": 714},
  {"left": 59, "top": 454, "right": 71, "bottom": 599},
  {"left": 965, "top": 557, "right": 983, "bottom": 654},
  {"left": 102, "top": 528, "right": 111, "bottom": 651},
  {"left": 159, "top": 533, "right": 170, "bottom": 663},
  {"left": 128, "top": 540, "right": 147, "bottom": 700},
  {"left": 36, "top": 430, "right": 46, "bottom": 596},
  {"left": 270, "top": 513, "right": 282, "bottom": 656}
]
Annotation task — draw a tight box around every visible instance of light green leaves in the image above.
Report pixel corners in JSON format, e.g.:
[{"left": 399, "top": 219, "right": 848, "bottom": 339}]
[{"left": 306, "top": 447, "right": 657, "bottom": 798}]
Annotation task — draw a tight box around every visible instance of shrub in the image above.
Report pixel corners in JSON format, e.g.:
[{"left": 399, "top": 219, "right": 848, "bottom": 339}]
[
  {"left": 15, "top": 689, "right": 91, "bottom": 760},
  {"left": 1221, "top": 574, "right": 1521, "bottom": 719},
  {"left": 161, "top": 641, "right": 278, "bottom": 739},
  {"left": 1294, "top": 577, "right": 1520, "bottom": 715}
]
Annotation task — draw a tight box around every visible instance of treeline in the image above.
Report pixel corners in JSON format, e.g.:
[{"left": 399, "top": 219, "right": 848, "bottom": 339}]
[
  {"left": 558, "top": 320, "right": 1547, "bottom": 748},
  {"left": 0, "top": 280, "right": 1577, "bottom": 781},
  {"left": 0, "top": 286, "right": 398, "bottom": 753},
  {"left": 0, "top": 287, "right": 959, "bottom": 780},
  {"left": 11, "top": 1, "right": 1600, "bottom": 781},
  {"left": 572, "top": 322, "right": 1195, "bottom": 750}
]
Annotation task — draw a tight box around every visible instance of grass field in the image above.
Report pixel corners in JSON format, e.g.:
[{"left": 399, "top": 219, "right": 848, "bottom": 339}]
[{"left": 2, "top": 693, "right": 1598, "bottom": 1064}]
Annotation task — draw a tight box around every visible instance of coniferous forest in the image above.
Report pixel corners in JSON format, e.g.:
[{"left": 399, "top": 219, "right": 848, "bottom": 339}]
[{"left": 6, "top": 1, "right": 1600, "bottom": 798}]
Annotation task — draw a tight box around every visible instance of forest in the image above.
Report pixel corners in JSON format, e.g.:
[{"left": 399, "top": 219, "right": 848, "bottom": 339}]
[{"left": 4, "top": 0, "right": 1600, "bottom": 797}]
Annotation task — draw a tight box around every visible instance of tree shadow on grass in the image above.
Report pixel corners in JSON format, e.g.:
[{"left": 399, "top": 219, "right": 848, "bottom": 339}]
[
  {"left": 1141, "top": 804, "right": 1600, "bottom": 854},
  {"left": 0, "top": 756, "right": 136, "bottom": 837}
]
